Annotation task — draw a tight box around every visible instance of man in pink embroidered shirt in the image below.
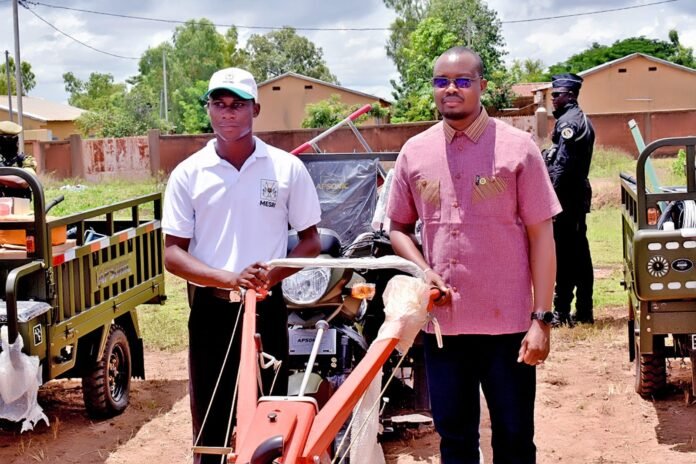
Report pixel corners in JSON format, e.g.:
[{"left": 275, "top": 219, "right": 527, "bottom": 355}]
[{"left": 387, "top": 46, "right": 561, "bottom": 464}]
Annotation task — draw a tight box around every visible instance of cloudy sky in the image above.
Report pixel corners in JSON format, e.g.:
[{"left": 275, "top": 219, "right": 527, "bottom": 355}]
[{"left": 1, "top": 0, "right": 695, "bottom": 105}]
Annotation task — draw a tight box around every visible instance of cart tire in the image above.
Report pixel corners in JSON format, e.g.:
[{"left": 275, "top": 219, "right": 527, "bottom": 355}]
[
  {"left": 82, "top": 325, "right": 131, "bottom": 417},
  {"left": 634, "top": 339, "right": 666, "bottom": 398}
]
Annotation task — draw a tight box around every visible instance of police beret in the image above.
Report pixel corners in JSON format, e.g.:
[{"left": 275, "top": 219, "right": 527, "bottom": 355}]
[
  {"left": 0, "top": 121, "right": 22, "bottom": 136},
  {"left": 551, "top": 73, "right": 583, "bottom": 92}
]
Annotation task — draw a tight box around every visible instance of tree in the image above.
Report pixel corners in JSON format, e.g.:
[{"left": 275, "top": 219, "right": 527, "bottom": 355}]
[
  {"left": 509, "top": 59, "right": 547, "bottom": 83},
  {"left": 390, "top": 16, "right": 458, "bottom": 122},
  {"left": 548, "top": 32, "right": 696, "bottom": 76},
  {"left": 74, "top": 87, "right": 172, "bottom": 138},
  {"left": 64, "top": 71, "right": 171, "bottom": 137},
  {"left": 246, "top": 27, "right": 337, "bottom": 83},
  {"left": 384, "top": 0, "right": 429, "bottom": 76},
  {"left": 0, "top": 57, "right": 36, "bottom": 95},
  {"left": 301, "top": 94, "right": 389, "bottom": 129},
  {"left": 67, "top": 19, "right": 245, "bottom": 136},
  {"left": 63, "top": 72, "right": 126, "bottom": 111},
  {"left": 176, "top": 80, "right": 212, "bottom": 134},
  {"left": 667, "top": 29, "right": 696, "bottom": 68},
  {"left": 482, "top": 69, "right": 515, "bottom": 110},
  {"left": 133, "top": 19, "right": 245, "bottom": 133},
  {"left": 384, "top": 0, "right": 507, "bottom": 121}
]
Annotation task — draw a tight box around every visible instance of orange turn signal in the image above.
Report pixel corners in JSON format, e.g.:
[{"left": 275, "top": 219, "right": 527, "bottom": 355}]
[{"left": 351, "top": 283, "right": 376, "bottom": 300}]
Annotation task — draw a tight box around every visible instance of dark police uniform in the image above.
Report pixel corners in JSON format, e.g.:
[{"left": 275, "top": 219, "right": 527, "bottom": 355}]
[
  {"left": 0, "top": 121, "right": 33, "bottom": 199},
  {"left": 545, "top": 74, "right": 595, "bottom": 324}
]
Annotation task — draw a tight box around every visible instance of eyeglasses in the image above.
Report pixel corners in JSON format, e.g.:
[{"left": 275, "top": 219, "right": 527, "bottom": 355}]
[
  {"left": 551, "top": 91, "right": 570, "bottom": 98},
  {"left": 432, "top": 76, "right": 481, "bottom": 89},
  {"left": 208, "top": 100, "right": 253, "bottom": 112}
]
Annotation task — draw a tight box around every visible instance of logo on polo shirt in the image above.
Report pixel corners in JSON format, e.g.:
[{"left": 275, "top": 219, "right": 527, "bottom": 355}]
[{"left": 260, "top": 179, "right": 278, "bottom": 207}]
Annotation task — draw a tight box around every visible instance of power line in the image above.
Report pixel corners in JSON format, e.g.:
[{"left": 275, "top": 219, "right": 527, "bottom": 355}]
[
  {"left": 24, "top": 0, "right": 681, "bottom": 31},
  {"left": 16, "top": 0, "right": 683, "bottom": 62},
  {"left": 501, "top": 0, "right": 679, "bottom": 24},
  {"left": 22, "top": 5, "right": 139, "bottom": 60},
  {"left": 24, "top": 1, "right": 387, "bottom": 31}
]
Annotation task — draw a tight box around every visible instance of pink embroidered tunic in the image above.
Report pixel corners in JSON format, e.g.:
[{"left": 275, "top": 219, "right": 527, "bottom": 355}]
[{"left": 387, "top": 114, "right": 562, "bottom": 335}]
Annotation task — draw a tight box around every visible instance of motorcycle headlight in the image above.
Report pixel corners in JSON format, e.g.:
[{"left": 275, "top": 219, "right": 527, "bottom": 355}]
[{"left": 282, "top": 267, "right": 332, "bottom": 305}]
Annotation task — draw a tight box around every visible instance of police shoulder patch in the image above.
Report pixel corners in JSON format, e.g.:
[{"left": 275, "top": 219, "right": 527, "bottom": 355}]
[{"left": 561, "top": 127, "right": 575, "bottom": 140}]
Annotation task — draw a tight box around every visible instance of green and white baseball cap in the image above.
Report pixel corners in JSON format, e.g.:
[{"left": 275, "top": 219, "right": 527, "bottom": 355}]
[{"left": 204, "top": 67, "right": 257, "bottom": 100}]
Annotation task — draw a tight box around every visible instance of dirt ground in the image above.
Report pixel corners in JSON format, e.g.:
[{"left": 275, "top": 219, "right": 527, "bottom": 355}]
[{"left": 1, "top": 306, "right": 694, "bottom": 464}]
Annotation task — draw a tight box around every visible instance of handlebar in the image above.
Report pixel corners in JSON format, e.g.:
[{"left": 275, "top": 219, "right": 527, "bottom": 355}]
[
  {"left": 0, "top": 167, "right": 51, "bottom": 344},
  {"left": 46, "top": 195, "right": 65, "bottom": 213},
  {"left": 291, "top": 104, "right": 373, "bottom": 154},
  {"left": 427, "top": 287, "right": 450, "bottom": 311},
  {"left": 635, "top": 137, "right": 696, "bottom": 228}
]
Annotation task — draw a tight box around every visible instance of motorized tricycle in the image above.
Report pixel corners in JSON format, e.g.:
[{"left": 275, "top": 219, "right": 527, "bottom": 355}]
[
  {"left": 620, "top": 136, "right": 696, "bottom": 399},
  {"left": 0, "top": 167, "right": 165, "bottom": 427}
]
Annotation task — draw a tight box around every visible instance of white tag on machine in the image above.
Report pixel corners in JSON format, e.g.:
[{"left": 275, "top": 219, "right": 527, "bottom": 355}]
[{"left": 289, "top": 328, "right": 337, "bottom": 355}]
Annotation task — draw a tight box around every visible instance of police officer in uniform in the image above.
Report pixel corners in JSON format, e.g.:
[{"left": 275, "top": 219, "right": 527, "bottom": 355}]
[
  {"left": 0, "top": 120, "right": 33, "bottom": 198},
  {"left": 545, "top": 73, "right": 595, "bottom": 326}
]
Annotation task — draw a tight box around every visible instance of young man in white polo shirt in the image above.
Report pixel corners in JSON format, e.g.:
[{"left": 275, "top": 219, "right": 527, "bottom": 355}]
[{"left": 162, "top": 67, "right": 321, "bottom": 464}]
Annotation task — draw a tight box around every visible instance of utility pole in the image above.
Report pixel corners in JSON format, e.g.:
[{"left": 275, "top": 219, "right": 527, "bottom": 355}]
[
  {"left": 4, "top": 51, "right": 13, "bottom": 122},
  {"left": 466, "top": 17, "right": 472, "bottom": 47},
  {"left": 162, "top": 50, "right": 168, "bottom": 122},
  {"left": 12, "top": 0, "right": 24, "bottom": 148}
]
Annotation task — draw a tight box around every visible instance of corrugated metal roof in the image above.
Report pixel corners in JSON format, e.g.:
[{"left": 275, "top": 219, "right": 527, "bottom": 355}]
[{"left": 0, "top": 96, "right": 85, "bottom": 122}]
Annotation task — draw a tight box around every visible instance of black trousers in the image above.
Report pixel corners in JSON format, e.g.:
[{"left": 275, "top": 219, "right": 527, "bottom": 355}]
[
  {"left": 188, "top": 285, "right": 288, "bottom": 464},
  {"left": 553, "top": 211, "right": 594, "bottom": 319},
  {"left": 424, "top": 333, "right": 536, "bottom": 464}
]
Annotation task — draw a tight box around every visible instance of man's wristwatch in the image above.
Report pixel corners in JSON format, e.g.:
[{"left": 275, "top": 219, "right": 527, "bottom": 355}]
[{"left": 531, "top": 311, "right": 554, "bottom": 325}]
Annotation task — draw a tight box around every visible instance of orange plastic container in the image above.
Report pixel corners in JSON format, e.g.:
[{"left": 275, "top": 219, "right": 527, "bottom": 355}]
[{"left": 0, "top": 215, "right": 67, "bottom": 246}]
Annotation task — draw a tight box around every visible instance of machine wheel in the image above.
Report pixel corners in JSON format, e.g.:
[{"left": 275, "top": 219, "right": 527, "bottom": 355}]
[
  {"left": 634, "top": 338, "right": 666, "bottom": 398},
  {"left": 82, "top": 325, "right": 132, "bottom": 417}
]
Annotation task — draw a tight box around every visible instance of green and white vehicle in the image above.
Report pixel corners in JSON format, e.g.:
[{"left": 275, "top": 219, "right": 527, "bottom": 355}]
[{"left": 621, "top": 137, "right": 696, "bottom": 399}]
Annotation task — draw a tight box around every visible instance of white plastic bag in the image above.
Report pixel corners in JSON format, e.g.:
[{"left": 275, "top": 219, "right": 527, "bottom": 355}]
[
  {"left": 376, "top": 275, "right": 430, "bottom": 353},
  {"left": 0, "top": 326, "right": 49, "bottom": 432},
  {"left": 349, "top": 370, "right": 386, "bottom": 464}
]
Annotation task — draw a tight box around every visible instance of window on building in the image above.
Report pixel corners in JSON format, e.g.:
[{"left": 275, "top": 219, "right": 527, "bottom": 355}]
[
  {"left": 304, "top": 85, "right": 313, "bottom": 90},
  {"left": 272, "top": 86, "right": 281, "bottom": 91},
  {"left": 648, "top": 66, "right": 657, "bottom": 72},
  {"left": 618, "top": 68, "right": 627, "bottom": 73}
]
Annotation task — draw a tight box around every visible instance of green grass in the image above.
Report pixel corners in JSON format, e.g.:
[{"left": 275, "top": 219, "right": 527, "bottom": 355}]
[
  {"left": 138, "top": 274, "right": 190, "bottom": 351},
  {"left": 589, "top": 145, "right": 685, "bottom": 189},
  {"left": 40, "top": 176, "right": 165, "bottom": 218},
  {"left": 589, "top": 146, "right": 636, "bottom": 179},
  {"left": 587, "top": 206, "right": 622, "bottom": 267},
  {"left": 37, "top": 175, "right": 185, "bottom": 351},
  {"left": 586, "top": 147, "right": 685, "bottom": 311}
]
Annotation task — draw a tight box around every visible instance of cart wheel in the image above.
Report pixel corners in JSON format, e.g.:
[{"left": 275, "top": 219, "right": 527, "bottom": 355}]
[
  {"left": 634, "top": 338, "right": 666, "bottom": 398},
  {"left": 82, "top": 325, "right": 131, "bottom": 417}
]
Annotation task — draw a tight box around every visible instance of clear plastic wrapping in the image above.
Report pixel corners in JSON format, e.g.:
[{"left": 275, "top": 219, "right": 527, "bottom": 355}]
[{"left": 0, "top": 326, "right": 49, "bottom": 431}]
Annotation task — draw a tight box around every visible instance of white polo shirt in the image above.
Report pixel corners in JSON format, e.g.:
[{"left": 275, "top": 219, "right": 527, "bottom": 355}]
[{"left": 162, "top": 137, "right": 321, "bottom": 273}]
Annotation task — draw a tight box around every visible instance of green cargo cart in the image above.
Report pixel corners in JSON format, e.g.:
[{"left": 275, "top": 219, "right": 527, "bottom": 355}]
[{"left": 0, "top": 167, "right": 165, "bottom": 417}]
